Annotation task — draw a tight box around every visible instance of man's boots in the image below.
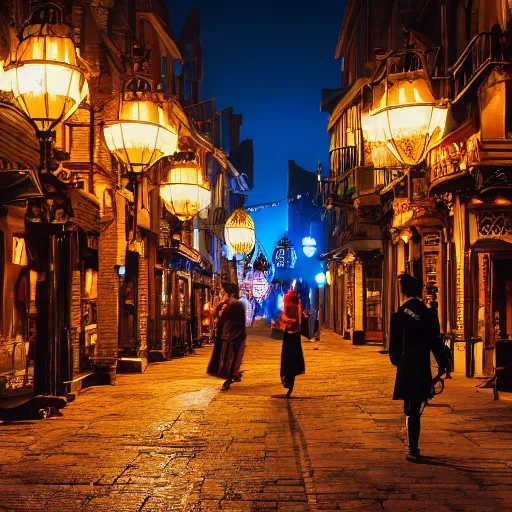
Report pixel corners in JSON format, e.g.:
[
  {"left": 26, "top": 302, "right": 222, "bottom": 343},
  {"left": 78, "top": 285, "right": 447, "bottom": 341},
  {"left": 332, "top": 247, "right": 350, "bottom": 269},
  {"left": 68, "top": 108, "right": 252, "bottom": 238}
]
[{"left": 406, "top": 415, "right": 421, "bottom": 458}]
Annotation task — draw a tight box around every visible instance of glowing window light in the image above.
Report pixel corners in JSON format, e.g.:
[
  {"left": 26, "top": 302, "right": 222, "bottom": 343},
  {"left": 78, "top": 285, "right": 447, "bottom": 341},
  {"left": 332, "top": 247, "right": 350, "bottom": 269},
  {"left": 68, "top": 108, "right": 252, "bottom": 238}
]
[
  {"left": 326, "top": 270, "right": 332, "bottom": 286},
  {"left": 160, "top": 162, "right": 211, "bottom": 220},
  {"left": 103, "top": 83, "right": 178, "bottom": 173},
  {"left": 302, "top": 236, "right": 317, "bottom": 258},
  {"left": 224, "top": 208, "right": 256, "bottom": 255},
  {"left": 4, "top": 5, "right": 89, "bottom": 131},
  {"left": 368, "top": 73, "right": 448, "bottom": 166}
]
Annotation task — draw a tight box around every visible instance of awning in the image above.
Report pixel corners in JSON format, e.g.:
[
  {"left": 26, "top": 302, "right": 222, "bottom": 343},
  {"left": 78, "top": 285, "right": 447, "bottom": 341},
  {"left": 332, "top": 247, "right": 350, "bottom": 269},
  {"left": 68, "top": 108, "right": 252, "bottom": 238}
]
[
  {"left": 0, "top": 102, "right": 42, "bottom": 203},
  {"left": 320, "top": 239, "right": 382, "bottom": 260}
]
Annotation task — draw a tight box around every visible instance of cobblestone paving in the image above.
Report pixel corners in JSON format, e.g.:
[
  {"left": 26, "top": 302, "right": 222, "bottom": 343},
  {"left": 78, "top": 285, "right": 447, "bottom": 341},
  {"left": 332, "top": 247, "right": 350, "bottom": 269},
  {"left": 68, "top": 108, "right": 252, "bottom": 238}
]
[{"left": 1, "top": 329, "right": 512, "bottom": 511}]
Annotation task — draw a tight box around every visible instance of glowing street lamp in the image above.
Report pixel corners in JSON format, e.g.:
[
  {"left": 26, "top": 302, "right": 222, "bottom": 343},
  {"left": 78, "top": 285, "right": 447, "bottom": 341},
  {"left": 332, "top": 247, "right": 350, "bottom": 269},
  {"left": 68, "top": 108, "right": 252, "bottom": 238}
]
[
  {"left": 368, "top": 70, "right": 448, "bottom": 166},
  {"left": 3, "top": 4, "right": 89, "bottom": 133},
  {"left": 224, "top": 208, "right": 256, "bottom": 255},
  {"left": 103, "top": 78, "right": 178, "bottom": 175},
  {"left": 160, "top": 160, "right": 211, "bottom": 220},
  {"left": 302, "top": 236, "right": 317, "bottom": 258}
]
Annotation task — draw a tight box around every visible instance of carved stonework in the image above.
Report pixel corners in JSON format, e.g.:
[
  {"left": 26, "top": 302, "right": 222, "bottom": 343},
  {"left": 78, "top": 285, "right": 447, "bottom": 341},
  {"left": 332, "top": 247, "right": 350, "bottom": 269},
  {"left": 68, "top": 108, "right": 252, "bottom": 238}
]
[
  {"left": 477, "top": 211, "right": 512, "bottom": 237},
  {"left": 432, "top": 191, "right": 454, "bottom": 212}
]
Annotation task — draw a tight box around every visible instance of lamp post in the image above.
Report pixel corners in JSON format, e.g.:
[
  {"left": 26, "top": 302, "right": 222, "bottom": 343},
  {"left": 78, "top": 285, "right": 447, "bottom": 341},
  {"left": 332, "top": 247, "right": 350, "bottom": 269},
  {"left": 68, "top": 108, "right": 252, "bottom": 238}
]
[
  {"left": 4, "top": 3, "right": 89, "bottom": 171},
  {"left": 103, "top": 77, "right": 178, "bottom": 233},
  {"left": 224, "top": 208, "right": 256, "bottom": 255},
  {"left": 2, "top": 3, "right": 90, "bottom": 396},
  {"left": 159, "top": 154, "right": 211, "bottom": 221},
  {"left": 103, "top": 77, "right": 178, "bottom": 176},
  {"left": 367, "top": 50, "right": 448, "bottom": 167}
]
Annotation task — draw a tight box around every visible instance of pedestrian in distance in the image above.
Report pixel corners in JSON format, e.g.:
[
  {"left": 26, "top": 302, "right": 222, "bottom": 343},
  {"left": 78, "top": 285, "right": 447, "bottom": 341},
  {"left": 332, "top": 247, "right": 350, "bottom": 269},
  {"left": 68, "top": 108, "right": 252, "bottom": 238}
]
[
  {"left": 207, "top": 283, "right": 247, "bottom": 391},
  {"left": 280, "top": 290, "right": 305, "bottom": 398},
  {"left": 389, "top": 273, "right": 448, "bottom": 460}
]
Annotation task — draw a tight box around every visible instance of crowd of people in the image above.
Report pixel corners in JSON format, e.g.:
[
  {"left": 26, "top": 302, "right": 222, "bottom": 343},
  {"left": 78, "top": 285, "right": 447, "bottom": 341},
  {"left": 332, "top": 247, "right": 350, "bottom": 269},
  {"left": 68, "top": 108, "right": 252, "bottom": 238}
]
[{"left": 205, "top": 273, "right": 450, "bottom": 460}]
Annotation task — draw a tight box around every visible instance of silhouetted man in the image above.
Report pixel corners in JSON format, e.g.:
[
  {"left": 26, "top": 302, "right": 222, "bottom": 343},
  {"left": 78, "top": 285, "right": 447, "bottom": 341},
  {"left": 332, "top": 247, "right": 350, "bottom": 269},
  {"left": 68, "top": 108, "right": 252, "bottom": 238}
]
[{"left": 390, "top": 273, "right": 448, "bottom": 460}]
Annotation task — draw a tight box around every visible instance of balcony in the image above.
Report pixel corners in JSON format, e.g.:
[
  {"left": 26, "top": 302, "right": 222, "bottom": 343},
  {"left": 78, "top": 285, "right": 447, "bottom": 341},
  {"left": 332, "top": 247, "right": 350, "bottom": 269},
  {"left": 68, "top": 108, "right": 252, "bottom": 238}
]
[
  {"left": 451, "top": 31, "right": 507, "bottom": 102},
  {"left": 329, "top": 146, "right": 357, "bottom": 179}
]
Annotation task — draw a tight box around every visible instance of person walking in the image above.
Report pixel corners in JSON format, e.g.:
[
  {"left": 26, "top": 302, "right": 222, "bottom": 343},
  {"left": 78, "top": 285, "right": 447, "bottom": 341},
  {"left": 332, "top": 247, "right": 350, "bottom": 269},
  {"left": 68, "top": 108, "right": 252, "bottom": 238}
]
[
  {"left": 207, "top": 283, "right": 247, "bottom": 391},
  {"left": 389, "top": 273, "right": 448, "bottom": 460},
  {"left": 280, "top": 290, "right": 305, "bottom": 397}
]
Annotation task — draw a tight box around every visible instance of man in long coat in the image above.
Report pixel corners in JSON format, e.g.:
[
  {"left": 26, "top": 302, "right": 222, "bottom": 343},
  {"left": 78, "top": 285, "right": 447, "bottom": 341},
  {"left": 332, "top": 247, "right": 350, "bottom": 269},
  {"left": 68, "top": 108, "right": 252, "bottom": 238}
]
[
  {"left": 207, "top": 283, "right": 246, "bottom": 390},
  {"left": 389, "top": 273, "right": 448, "bottom": 459}
]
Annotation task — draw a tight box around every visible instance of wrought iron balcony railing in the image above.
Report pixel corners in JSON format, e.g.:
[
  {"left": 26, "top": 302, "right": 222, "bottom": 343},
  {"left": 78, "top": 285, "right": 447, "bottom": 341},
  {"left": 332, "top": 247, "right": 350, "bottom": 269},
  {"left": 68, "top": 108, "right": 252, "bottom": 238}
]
[
  {"left": 329, "top": 146, "right": 357, "bottom": 179},
  {"left": 451, "top": 31, "right": 507, "bottom": 101}
]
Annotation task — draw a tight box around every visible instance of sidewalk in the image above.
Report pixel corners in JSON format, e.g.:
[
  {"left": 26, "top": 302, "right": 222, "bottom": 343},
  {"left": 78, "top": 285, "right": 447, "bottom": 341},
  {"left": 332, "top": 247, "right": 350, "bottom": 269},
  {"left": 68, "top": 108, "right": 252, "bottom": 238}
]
[{"left": 0, "top": 328, "right": 511, "bottom": 511}]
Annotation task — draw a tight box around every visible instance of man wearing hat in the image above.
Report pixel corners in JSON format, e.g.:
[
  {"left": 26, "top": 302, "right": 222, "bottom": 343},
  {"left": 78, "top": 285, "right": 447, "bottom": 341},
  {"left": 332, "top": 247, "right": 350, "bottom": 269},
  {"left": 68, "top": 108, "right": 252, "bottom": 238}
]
[
  {"left": 389, "top": 273, "right": 448, "bottom": 460},
  {"left": 207, "top": 282, "right": 247, "bottom": 390}
]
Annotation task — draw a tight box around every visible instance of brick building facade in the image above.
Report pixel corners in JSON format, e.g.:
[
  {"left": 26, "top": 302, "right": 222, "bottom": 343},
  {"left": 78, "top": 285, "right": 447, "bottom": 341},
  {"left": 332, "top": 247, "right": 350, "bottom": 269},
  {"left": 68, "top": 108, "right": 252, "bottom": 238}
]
[{"left": 0, "top": 0, "right": 252, "bottom": 407}]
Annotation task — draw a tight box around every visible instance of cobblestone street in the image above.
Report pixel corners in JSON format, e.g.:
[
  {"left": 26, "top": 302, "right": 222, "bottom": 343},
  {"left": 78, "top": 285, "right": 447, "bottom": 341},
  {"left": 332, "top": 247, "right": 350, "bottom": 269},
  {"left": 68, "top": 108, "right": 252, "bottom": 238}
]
[{"left": 1, "top": 329, "right": 512, "bottom": 511}]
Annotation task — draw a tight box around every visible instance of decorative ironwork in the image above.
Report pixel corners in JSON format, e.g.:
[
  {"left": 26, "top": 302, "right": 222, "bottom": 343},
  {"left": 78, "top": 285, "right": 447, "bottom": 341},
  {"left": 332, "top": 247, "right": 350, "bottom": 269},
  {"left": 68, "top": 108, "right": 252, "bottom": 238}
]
[
  {"left": 477, "top": 211, "right": 512, "bottom": 237},
  {"left": 357, "top": 205, "right": 383, "bottom": 223},
  {"left": 451, "top": 31, "right": 506, "bottom": 101}
]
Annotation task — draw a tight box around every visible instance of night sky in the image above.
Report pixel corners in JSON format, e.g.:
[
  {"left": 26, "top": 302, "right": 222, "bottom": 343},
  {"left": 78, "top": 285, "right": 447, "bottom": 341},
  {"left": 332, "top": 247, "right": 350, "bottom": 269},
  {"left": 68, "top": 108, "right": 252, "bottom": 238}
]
[{"left": 167, "top": 0, "right": 346, "bottom": 256}]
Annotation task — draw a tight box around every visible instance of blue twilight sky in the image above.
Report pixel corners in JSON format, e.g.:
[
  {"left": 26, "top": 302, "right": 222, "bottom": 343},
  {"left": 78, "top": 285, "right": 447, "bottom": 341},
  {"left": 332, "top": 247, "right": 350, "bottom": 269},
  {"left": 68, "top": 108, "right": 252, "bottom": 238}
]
[{"left": 167, "top": 0, "right": 345, "bottom": 255}]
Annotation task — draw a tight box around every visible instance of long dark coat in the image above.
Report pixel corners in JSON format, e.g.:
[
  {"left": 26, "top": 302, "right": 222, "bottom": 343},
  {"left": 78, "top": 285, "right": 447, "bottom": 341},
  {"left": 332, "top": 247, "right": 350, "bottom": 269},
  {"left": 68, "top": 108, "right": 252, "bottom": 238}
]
[
  {"left": 280, "top": 331, "right": 305, "bottom": 380},
  {"left": 389, "top": 298, "right": 447, "bottom": 401}
]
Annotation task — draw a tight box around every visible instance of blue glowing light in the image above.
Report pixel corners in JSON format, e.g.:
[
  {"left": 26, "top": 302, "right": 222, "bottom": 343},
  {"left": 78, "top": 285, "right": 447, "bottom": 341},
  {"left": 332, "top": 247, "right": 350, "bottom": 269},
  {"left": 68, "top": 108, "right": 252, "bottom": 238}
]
[
  {"left": 302, "top": 236, "right": 317, "bottom": 258},
  {"left": 315, "top": 272, "right": 326, "bottom": 286}
]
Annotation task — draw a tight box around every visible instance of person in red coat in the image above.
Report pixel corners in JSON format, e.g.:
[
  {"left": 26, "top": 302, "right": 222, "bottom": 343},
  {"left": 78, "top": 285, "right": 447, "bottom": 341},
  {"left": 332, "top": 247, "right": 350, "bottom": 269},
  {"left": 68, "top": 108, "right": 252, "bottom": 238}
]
[
  {"left": 389, "top": 273, "right": 448, "bottom": 460},
  {"left": 280, "top": 290, "right": 305, "bottom": 397}
]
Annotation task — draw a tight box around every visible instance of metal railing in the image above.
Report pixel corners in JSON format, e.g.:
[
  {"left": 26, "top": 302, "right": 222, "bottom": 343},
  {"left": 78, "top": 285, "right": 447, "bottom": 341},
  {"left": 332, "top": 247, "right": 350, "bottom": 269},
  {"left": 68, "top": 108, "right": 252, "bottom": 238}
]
[
  {"left": 451, "top": 31, "right": 507, "bottom": 100},
  {"left": 329, "top": 146, "right": 357, "bottom": 179}
]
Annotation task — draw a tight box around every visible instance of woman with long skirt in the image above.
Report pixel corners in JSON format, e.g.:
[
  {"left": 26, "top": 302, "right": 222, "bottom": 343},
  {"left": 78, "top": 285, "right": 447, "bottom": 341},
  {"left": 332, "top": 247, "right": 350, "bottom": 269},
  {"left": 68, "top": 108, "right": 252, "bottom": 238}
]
[{"left": 280, "top": 290, "right": 305, "bottom": 397}]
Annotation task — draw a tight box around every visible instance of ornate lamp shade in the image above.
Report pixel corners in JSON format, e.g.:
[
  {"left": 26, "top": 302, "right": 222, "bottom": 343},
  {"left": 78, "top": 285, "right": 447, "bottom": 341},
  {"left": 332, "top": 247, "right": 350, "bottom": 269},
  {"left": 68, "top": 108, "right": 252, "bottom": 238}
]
[
  {"left": 4, "top": 5, "right": 89, "bottom": 131},
  {"left": 302, "top": 236, "right": 317, "bottom": 258},
  {"left": 224, "top": 208, "right": 256, "bottom": 255},
  {"left": 368, "top": 73, "right": 448, "bottom": 166},
  {"left": 272, "top": 235, "right": 297, "bottom": 270},
  {"left": 103, "top": 83, "right": 178, "bottom": 173},
  {"left": 160, "top": 162, "right": 211, "bottom": 220},
  {"left": 251, "top": 270, "right": 271, "bottom": 303}
]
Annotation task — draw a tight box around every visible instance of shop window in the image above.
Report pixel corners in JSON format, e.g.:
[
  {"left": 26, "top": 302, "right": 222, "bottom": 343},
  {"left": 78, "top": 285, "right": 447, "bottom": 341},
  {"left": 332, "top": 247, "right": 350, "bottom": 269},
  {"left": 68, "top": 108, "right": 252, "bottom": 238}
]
[{"left": 12, "top": 236, "right": 27, "bottom": 266}]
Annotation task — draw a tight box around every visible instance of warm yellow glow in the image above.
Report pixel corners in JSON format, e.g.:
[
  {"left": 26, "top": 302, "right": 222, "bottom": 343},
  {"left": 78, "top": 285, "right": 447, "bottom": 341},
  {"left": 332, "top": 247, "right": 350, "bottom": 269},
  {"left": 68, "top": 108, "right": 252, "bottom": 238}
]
[
  {"left": 400, "top": 229, "right": 412, "bottom": 244},
  {"left": 326, "top": 270, "right": 332, "bottom": 285},
  {"left": 4, "top": 23, "right": 88, "bottom": 130},
  {"left": 104, "top": 100, "right": 178, "bottom": 173},
  {"left": 342, "top": 252, "right": 356, "bottom": 264},
  {"left": 224, "top": 208, "right": 256, "bottom": 254},
  {"left": 495, "top": 196, "right": 512, "bottom": 206},
  {"left": 369, "top": 75, "right": 448, "bottom": 166},
  {"left": 0, "top": 60, "right": 11, "bottom": 92},
  {"left": 160, "top": 163, "right": 211, "bottom": 220}
]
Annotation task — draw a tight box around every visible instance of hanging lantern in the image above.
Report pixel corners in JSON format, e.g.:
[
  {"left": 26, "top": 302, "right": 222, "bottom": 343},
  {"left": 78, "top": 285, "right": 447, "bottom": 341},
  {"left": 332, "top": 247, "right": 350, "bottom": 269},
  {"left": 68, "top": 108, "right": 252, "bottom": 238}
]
[
  {"left": 3, "top": 4, "right": 89, "bottom": 132},
  {"left": 224, "top": 208, "right": 256, "bottom": 255},
  {"left": 103, "top": 77, "right": 178, "bottom": 173},
  {"left": 302, "top": 236, "right": 317, "bottom": 258},
  {"left": 272, "top": 235, "right": 297, "bottom": 270},
  {"left": 368, "top": 71, "right": 448, "bottom": 166},
  {"left": 160, "top": 161, "right": 211, "bottom": 220},
  {"left": 251, "top": 270, "right": 271, "bottom": 303}
]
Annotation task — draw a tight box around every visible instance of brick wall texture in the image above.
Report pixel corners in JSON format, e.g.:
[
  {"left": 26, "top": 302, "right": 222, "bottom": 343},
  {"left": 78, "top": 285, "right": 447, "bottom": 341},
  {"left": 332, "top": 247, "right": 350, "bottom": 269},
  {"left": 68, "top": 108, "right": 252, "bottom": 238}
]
[{"left": 96, "top": 191, "right": 126, "bottom": 360}]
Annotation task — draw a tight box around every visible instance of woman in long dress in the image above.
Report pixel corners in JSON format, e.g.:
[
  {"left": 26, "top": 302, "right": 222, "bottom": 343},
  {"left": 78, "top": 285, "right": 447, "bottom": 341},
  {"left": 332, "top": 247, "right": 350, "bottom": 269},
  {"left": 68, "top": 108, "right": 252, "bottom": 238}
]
[{"left": 280, "top": 290, "right": 305, "bottom": 397}]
